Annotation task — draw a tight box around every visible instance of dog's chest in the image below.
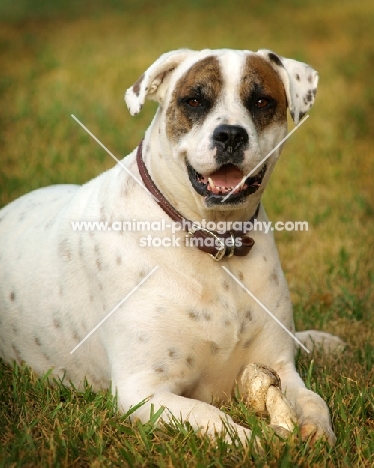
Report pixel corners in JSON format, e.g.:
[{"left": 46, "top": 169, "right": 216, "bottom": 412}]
[
  {"left": 138, "top": 264, "right": 270, "bottom": 402},
  {"left": 189, "top": 281, "right": 260, "bottom": 348}
]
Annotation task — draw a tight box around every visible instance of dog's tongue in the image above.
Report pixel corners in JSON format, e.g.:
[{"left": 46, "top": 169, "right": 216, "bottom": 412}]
[{"left": 207, "top": 165, "right": 244, "bottom": 193}]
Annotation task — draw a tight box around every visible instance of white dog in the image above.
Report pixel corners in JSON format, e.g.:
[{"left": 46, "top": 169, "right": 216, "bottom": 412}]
[{"left": 0, "top": 49, "right": 342, "bottom": 446}]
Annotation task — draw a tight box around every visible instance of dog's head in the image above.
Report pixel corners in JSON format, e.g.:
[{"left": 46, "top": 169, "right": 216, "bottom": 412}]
[{"left": 125, "top": 49, "right": 318, "bottom": 211}]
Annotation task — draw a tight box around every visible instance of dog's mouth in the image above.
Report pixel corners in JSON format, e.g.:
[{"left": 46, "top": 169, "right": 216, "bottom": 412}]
[{"left": 186, "top": 161, "right": 267, "bottom": 205}]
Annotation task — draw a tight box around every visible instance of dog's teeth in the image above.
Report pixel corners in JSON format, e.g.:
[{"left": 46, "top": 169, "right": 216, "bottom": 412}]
[
  {"left": 208, "top": 177, "right": 216, "bottom": 191},
  {"left": 233, "top": 181, "right": 246, "bottom": 194}
]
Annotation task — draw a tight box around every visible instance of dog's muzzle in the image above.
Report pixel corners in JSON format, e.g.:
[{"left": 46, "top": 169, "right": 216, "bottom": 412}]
[
  {"left": 186, "top": 124, "right": 266, "bottom": 206},
  {"left": 136, "top": 140, "right": 259, "bottom": 261}
]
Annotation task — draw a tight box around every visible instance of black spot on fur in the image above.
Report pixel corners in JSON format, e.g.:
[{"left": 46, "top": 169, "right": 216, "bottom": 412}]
[
  {"left": 154, "top": 364, "right": 166, "bottom": 374},
  {"left": 59, "top": 239, "right": 72, "bottom": 261},
  {"left": 132, "top": 73, "right": 145, "bottom": 96},
  {"left": 168, "top": 348, "right": 178, "bottom": 359},
  {"left": 210, "top": 342, "right": 220, "bottom": 354},
  {"left": 186, "top": 356, "right": 195, "bottom": 367},
  {"left": 268, "top": 52, "right": 284, "bottom": 68},
  {"left": 188, "top": 310, "right": 199, "bottom": 321},
  {"left": 202, "top": 310, "right": 211, "bottom": 321},
  {"left": 243, "top": 338, "right": 252, "bottom": 348},
  {"left": 271, "top": 271, "right": 280, "bottom": 286},
  {"left": 10, "top": 291, "right": 16, "bottom": 301},
  {"left": 53, "top": 317, "right": 61, "bottom": 328},
  {"left": 138, "top": 334, "right": 148, "bottom": 343}
]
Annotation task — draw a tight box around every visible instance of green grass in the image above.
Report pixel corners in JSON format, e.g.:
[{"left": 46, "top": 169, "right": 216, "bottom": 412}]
[{"left": 0, "top": 0, "right": 373, "bottom": 466}]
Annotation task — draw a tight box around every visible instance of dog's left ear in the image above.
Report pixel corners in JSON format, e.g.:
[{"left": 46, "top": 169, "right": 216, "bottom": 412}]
[
  {"left": 257, "top": 50, "right": 319, "bottom": 124},
  {"left": 125, "top": 49, "right": 194, "bottom": 116}
]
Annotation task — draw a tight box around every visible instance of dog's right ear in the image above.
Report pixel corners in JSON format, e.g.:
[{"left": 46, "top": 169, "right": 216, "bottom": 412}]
[{"left": 125, "top": 49, "right": 194, "bottom": 116}]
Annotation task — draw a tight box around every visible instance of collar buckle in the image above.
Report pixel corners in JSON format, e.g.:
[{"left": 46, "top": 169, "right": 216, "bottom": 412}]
[{"left": 187, "top": 222, "right": 226, "bottom": 261}]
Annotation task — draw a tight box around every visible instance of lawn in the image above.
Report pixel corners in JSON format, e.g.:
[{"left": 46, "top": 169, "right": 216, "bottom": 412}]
[{"left": 0, "top": 0, "right": 373, "bottom": 466}]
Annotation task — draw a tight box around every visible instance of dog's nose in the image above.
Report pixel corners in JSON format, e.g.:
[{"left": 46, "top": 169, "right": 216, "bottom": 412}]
[{"left": 213, "top": 125, "right": 249, "bottom": 152}]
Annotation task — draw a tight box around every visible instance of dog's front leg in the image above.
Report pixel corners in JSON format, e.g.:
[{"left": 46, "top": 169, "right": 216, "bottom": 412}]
[
  {"left": 273, "top": 361, "right": 336, "bottom": 445},
  {"left": 114, "top": 375, "right": 256, "bottom": 447}
]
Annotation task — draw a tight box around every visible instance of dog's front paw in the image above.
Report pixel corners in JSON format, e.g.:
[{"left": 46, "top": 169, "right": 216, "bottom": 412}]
[{"left": 299, "top": 416, "right": 336, "bottom": 446}]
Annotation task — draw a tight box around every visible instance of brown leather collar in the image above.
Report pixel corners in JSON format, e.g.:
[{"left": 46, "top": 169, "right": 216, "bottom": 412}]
[{"left": 136, "top": 140, "right": 259, "bottom": 261}]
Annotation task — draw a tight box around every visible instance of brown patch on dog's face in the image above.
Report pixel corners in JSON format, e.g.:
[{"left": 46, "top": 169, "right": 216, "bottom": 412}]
[
  {"left": 166, "top": 56, "right": 223, "bottom": 142},
  {"left": 240, "top": 55, "right": 287, "bottom": 133}
]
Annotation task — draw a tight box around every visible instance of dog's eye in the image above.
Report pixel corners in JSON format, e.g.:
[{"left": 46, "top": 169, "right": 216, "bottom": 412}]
[
  {"left": 255, "top": 98, "right": 271, "bottom": 108},
  {"left": 186, "top": 98, "right": 202, "bottom": 108}
]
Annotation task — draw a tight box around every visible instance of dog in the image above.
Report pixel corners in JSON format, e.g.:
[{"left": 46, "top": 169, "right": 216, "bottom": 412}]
[{"left": 0, "top": 48, "right": 343, "bottom": 446}]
